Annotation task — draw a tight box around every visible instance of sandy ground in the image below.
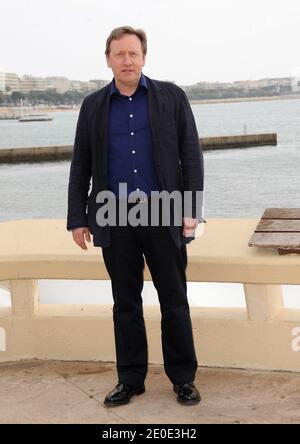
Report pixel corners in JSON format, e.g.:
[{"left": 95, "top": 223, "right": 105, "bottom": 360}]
[{"left": 1, "top": 359, "right": 300, "bottom": 424}]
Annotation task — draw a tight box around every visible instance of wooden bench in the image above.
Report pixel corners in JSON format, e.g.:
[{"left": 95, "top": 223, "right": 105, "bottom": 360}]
[{"left": 249, "top": 208, "right": 300, "bottom": 255}]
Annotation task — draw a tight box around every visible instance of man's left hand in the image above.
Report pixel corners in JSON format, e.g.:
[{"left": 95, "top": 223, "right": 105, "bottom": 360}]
[{"left": 182, "top": 217, "right": 199, "bottom": 237}]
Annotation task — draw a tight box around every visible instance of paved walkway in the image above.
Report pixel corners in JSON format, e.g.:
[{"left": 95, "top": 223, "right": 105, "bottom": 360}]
[{"left": 0, "top": 360, "right": 300, "bottom": 424}]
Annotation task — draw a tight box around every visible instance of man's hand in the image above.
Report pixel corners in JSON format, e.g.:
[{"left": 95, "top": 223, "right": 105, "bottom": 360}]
[
  {"left": 72, "top": 227, "right": 91, "bottom": 250},
  {"left": 182, "top": 217, "right": 199, "bottom": 237}
]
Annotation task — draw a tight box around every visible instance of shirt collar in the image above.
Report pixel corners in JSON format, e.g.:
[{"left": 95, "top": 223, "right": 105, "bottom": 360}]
[{"left": 110, "top": 72, "right": 148, "bottom": 96}]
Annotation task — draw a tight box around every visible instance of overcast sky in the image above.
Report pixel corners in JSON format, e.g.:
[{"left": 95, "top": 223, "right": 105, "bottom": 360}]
[{"left": 1, "top": 0, "right": 300, "bottom": 85}]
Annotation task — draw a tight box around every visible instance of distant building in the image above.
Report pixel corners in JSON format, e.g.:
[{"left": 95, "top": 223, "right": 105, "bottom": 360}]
[
  {"left": 5, "top": 72, "right": 21, "bottom": 92},
  {"left": 44, "top": 77, "right": 109, "bottom": 93},
  {"left": 69, "top": 80, "right": 84, "bottom": 91},
  {"left": 20, "top": 75, "right": 49, "bottom": 93},
  {"left": 0, "top": 67, "right": 6, "bottom": 92},
  {"left": 0, "top": 69, "right": 297, "bottom": 98},
  {"left": 0, "top": 71, "right": 110, "bottom": 94},
  {"left": 88, "top": 79, "right": 110, "bottom": 90},
  {"left": 46, "top": 76, "right": 71, "bottom": 93},
  {"left": 291, "top": 79, "right": 300, "bottom": 92}
]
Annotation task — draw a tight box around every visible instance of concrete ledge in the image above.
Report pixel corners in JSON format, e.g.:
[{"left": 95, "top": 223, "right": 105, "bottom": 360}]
[
  {"left": 0, "top": 145, "right": 72, "bottom": 163},
  {"left": 202, "top": 133, "right": 277, "bottom": 150},
  {"left": 0, "top": 134, "right": 277, "bottom": 163},
  {"left": 1, "top": 218, "right": 300, "bottom": 283},
  {"left": 2, "top": 304, "right": 300, "bottom": 372}
]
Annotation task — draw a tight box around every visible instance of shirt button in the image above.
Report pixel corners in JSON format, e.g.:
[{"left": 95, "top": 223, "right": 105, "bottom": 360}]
[
  {"left": 132, "top": 150, "right": 135, "bottom": 154},
  {"left": 131, "top": 132, "right": 134, "bottom": 136},
  {"left": 129, "top": 97, "right": 132, "bottom": 101},
  {"left": 130, "top": 114, "right": 133, "bottom": 118},
  {"left": 134, "top": 169, "right": 137, "bottom": 173},
  {"left": 136, "top": 188, "right": 140, "bottom": 191}
]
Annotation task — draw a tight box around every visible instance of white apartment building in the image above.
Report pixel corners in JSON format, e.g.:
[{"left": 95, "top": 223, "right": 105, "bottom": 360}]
[
  {"left": 5, "top": 72, "right": 21, "bottom": 92},
  {"left": 46, "top": 76, "right": 71, "bottom": 93},
  {"left": 0, "top": 67, "right": 5, "bottom": 92}
]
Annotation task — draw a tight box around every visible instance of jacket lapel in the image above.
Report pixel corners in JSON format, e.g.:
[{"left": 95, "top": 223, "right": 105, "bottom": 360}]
[
  {"left": 146, "top": 77, "right": 166, "bottom": 187},
  {"left": 92, "top": 84, "right": 111, "bottom": 188}
]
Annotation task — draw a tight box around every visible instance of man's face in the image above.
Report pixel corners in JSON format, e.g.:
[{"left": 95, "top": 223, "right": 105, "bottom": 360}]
[{"left": 106, "top": 34, "right": 145, "bottom": 86}]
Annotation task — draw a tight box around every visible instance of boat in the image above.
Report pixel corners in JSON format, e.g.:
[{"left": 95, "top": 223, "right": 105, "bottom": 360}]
[
  {"left": 18, "top": 99, "right": 53, "bottom": 122},
  {"left": 19, "top": 115, "right": 53, "bottom": 122}
]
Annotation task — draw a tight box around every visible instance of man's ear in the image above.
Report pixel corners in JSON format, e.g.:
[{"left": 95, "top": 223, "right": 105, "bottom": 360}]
[{"left": 106, "top": 55, "right": 111, "bottom": 68}]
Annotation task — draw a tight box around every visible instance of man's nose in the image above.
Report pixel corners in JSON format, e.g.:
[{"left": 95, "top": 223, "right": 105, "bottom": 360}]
[{"left": 123, "top": 53, "right": 132, "bottom": 65}]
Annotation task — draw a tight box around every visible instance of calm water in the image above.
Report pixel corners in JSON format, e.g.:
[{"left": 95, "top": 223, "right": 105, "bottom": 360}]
[{"left": 0, "top": 98, "right": 300, "bottom": 222}]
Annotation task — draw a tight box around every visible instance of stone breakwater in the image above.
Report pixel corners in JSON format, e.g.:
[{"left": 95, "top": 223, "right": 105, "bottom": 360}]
[{"left": 0, "top": 134, "right": 277, "bottom": 163}]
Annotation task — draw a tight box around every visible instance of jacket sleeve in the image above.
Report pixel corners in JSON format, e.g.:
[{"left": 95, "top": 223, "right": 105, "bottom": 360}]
[
  {"left": 177, "top": 89, "right": 205, "bottom": 222},
  {"left": 66, "top": 98, "right": 92, "bottom": 231}
]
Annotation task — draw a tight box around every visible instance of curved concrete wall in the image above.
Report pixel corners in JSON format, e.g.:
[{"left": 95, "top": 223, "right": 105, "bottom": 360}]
[{"left": 0, "top": 218, "right": 300, "bottom": 372}]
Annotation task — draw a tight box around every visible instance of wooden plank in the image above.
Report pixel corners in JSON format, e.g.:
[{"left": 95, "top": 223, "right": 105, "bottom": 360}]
[
  {"left": 255, "top": 219, "right": 300, "bottom": 232},
  {"left": 278, "top": 248, "right": 300, "bottom": 255},
  {"left": 249, "top": 208, "right": 300, "bottom": 254},
  {"left": 248, "top": 232, "right": 300, "bottom": 248},
  {"left": 262, "top": 208, "right": 300, "bottom": 219}
]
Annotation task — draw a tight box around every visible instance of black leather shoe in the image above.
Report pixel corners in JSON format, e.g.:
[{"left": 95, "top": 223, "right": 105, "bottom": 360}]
[
  {"left": 104, "top": 383, "right": 145, "bottom": 406},
  {"left": 173, "top": 382, "right": 201, "bottom": 404}
]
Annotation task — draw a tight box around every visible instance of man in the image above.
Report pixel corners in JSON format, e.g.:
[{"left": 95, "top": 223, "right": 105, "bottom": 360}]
[{"left": 67, "top": 26, "right": 205, "bottom": 406}]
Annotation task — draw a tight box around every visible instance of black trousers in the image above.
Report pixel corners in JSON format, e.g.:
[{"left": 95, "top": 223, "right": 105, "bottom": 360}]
[{"left": 101, "top": 201, "right": 198, "bottom": 387}]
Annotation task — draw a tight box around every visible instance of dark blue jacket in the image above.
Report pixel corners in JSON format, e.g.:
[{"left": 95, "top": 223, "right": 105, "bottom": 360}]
[{"left": 67, "top": 75, "right": 204, "bottom": 249}]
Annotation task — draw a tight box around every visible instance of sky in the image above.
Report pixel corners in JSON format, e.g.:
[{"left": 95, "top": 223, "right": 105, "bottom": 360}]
[{"left": 1, "top": 0, "right": 300, "bottom": 85}]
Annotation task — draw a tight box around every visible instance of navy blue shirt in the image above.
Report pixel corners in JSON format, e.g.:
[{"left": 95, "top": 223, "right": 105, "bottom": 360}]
[{"left": 108, "top": 73, "right": 162, "bottom": 198}]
